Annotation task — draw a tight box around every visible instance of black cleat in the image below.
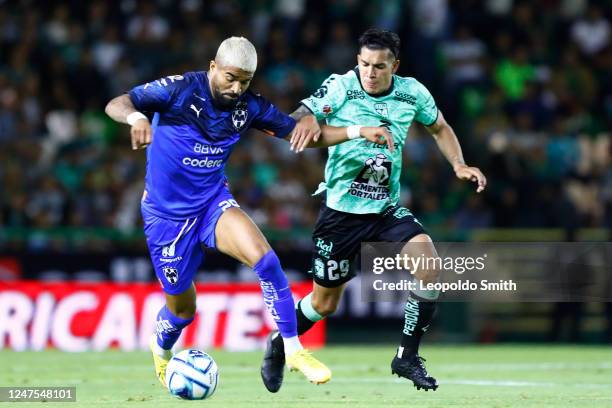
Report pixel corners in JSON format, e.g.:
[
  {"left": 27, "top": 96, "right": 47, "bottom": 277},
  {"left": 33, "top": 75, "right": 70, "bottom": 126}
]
[
  {"left": 391, "top": 354, "right": 438, "bottom": 391},
  {"left": 261, "top": 331, "right": 285, "bottom": 393}
]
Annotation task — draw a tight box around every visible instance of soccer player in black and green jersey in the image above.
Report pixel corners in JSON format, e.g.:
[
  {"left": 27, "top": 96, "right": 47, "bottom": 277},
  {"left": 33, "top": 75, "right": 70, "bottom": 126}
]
[{"left": 262, "top": 28, "right": 487, "bottom": 392}]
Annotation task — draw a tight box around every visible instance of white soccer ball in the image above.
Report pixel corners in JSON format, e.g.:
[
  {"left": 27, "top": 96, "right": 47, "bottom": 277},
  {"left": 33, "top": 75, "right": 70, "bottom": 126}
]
[{"left": 165, "top": 349, "right": 219, "bottom": 400}]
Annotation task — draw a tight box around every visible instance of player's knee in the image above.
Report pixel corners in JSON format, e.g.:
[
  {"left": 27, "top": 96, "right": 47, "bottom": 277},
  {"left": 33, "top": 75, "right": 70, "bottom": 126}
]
[
  {"left": 311, "top": 295, "right": 340, "bottom": 317},
  {"left": 408, "top": 237, "right": 440, "bottom": 285},
  {"left": 246, "top": 242, "right": 274, "bottom": 268}
]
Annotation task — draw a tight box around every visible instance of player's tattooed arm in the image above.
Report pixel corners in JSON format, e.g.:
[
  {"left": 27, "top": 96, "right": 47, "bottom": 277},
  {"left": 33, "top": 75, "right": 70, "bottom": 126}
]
[
  {"left": 288, "top": 105, "right": 322, "bottom": 152},
  {"left": 105, "top": 94, "right": 152, "bottom": 150},
  {"left": 289, "top": 104, "right": 314, "bottom": 122},
  {"left": 426, "top": 110, "right": 487, "bottom": 193}
]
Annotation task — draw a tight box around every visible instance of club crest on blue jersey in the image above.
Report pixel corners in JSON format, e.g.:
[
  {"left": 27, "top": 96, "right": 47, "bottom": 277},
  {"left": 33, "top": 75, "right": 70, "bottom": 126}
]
[
  {"left": 162, "top": 266, "right": 179, "bottom": 285},
  {"left": 231, "top": 101, "right": 248, "bottom": 130}
]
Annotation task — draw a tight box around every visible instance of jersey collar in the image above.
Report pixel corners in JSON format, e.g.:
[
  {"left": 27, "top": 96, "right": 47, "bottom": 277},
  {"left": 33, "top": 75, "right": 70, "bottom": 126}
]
[{"left": 352, "top": 67, "right": 395, "bottom": 98}]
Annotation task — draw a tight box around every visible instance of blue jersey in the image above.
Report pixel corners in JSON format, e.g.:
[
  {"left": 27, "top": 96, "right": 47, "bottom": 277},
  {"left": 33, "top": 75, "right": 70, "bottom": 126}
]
[{"left": 128, "top": 71, "right": 295, "bottom": 219}]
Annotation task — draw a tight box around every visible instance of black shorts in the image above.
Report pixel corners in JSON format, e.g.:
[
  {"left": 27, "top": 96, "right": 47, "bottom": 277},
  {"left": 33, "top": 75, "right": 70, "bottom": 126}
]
[{"left": 310, "top": 204, "right": 427, "bottom": 287}]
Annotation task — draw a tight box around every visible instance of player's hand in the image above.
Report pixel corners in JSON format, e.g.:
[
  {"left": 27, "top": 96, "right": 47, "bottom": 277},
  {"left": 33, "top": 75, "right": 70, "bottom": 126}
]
[
  {"left": 131, "top": 118, "right": 152, "bottom": 150},
  {"left": 290, "top": 115, "right": 321, "bottom": 153},
  {"left": 454, "top": 164, "right": 487, "bottom": 193},
  {"left": 360, "top": 127, "right": 395, "bottom": 152}
]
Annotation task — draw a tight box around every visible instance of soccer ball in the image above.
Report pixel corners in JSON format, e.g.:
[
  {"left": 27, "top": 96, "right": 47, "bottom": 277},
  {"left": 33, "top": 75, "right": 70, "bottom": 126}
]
[{"left": 165, "top": 349, "right": 219, "bottom": 400}]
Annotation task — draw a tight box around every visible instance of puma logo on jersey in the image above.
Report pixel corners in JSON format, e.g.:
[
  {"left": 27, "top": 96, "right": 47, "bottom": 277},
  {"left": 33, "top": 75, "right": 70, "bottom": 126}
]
[{"left": 190, "top": 104, "right": 203, "bottom": 117}]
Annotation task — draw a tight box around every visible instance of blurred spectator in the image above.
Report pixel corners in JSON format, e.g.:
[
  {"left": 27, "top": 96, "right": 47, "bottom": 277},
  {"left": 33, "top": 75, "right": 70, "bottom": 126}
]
[
  {"left": 571, "top": 4, "right": 610, "bottom": 56},
  {"left": 127, "top": 1, "right": 169, "bottom": 43},
  {"left": 441, "top": 25, "right": 486, "bottom": 89},
  {"left": 494, "top": 46, "right": 536, "bottom": 101},
  {"left": 92, "top": 27, "right": 124, "bottom": 75},
  {"left": 323, "top": 22, "right": 355, "bottom": 73},
  {"left": 0, "top": 0, "right": 609, "bottom": 251}
]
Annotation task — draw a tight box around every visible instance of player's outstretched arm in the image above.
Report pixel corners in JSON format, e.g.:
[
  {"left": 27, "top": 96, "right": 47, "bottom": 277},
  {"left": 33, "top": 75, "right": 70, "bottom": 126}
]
[
  {"left": 105, "top": 94, "right": 152, "bottom": 150},
  {"left": 317, "top": 124, "right": 394, "bottom": 151},
  {"left": 426, "top": 110, "right": 487, "bottom": 193},
  {"left": 287, "top": 105, "right": 321, "bottom": 152},
  {"left": 287, "top": 105, "right": 394, "bottom": 152}
]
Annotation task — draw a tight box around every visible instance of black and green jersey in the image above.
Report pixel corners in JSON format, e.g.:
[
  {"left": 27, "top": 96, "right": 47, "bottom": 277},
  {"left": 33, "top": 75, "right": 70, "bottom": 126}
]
[{"left": 301, "top": 68, "right": 438, "bottom": 214}]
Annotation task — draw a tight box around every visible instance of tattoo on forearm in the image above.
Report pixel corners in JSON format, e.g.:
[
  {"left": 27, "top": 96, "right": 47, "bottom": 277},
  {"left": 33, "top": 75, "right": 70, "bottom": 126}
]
[{"left": 289, "top": 105, "right": 313, "bottom": 121}]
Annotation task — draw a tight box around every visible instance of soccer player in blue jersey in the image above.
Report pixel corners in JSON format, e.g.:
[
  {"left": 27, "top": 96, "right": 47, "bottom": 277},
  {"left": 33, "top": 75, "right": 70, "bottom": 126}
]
[{"left": 105, "top": 36, "right": 391, "bottom": 388}]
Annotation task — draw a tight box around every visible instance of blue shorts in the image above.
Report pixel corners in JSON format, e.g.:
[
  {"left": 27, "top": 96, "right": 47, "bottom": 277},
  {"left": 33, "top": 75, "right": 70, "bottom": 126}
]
[{"left": 142, "top": 188, "right": 239, "bottom": 295}]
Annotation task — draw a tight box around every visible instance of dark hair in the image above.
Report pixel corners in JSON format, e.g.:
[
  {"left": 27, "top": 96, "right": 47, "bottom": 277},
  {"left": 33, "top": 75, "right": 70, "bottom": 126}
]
[{"left": 358, "top": 28, "right": 400, "bottom": 59}]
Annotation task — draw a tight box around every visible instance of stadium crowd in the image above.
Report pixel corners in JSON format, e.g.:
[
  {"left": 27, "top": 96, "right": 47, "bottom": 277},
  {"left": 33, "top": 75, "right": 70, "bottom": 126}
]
[{"left": 0, "top": 0, "right": 610, "bottom": 250}]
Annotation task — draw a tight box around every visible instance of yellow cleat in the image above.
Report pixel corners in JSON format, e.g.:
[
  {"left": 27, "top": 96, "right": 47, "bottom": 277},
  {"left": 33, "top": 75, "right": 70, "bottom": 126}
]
[
  {"left": 286, "top": 349, "right": 332, "bottom": 385},
  {"left": 149, "top": 335, "right": 172, "bottom": 388}
]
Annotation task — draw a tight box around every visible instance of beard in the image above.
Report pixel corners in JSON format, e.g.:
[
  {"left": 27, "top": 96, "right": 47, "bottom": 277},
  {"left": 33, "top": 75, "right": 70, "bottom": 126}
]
[{"left": 210, "top": 86, "right": 239, "bottom": 110}]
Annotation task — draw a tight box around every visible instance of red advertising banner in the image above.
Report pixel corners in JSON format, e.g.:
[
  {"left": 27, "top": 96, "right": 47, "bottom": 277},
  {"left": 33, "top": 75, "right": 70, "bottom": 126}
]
[{"left": 0, "top": 281, "right": 325, "bottom": 351}]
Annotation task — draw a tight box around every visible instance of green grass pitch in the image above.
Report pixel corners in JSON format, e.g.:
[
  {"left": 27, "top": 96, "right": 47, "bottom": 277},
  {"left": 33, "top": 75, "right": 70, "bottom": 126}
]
[{"left": 2, "top": 345, "right": 612, "bottom": 407}]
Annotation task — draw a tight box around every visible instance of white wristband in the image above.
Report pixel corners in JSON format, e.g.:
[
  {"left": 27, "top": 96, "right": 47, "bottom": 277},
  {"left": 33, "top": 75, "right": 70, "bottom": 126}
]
[
  {"left": 127, "top": 112, "right": 148, "bottom": 126},
  {"left": 347, "top": 125, "right": 363, "bottom": 140}
]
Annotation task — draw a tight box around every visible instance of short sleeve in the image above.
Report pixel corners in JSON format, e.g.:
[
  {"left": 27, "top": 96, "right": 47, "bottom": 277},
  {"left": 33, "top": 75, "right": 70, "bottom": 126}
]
[
  {"left": 251, "top": 95, "right": 296, "bottom": 139},
  {"left": 128, "top": 74, "right": 188, "bottom": 113},
  {"left": 300, "top": 74, "right": 347, "bottom": 121},
  {"left": 414, "top": 81, "right": 439, "bottom": 126}
]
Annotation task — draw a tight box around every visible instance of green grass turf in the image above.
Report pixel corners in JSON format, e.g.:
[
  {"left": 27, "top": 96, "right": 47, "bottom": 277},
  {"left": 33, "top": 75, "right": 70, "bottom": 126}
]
[{"left": 2, "top": 345, "right": 612, "bottom": 407}]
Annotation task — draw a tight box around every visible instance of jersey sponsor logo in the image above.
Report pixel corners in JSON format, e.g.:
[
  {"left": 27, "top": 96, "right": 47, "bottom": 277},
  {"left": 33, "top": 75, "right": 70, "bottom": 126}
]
[
  {"left": 313, "top": 85, "right": 328, "bottom": 98},
  {"left": 315, "top": 238, "right": 333, "bottom": 258},
  {"left": 348, "top": 153, "right": 392, "bottom": 200},
  {"left": 190, "top": 104, "right": 203, "bottom": 117},
  {"left": 160, "top": 256, "right": 183, "bottom": 263},
  {"left": 347, "top": 89, "right": 366, "bottom": 100},
  {"left": 322, "top": 104, "right": 333, "bottom": 116},
  {"left": 394, "top": 91, "right": 416, "bottom": 105},
  {"left": 231, "top": 101, "right": 248, "bottom": 130},
  {"left": 193, "top": 143, "right": 224, "bottom": 154},
  {"left": 182, "top": 157, "right": 223, "bottom": 168},
  {"left": 374, "top": 103, "right": 389, "bottom": 117},
  {"left": 162, "top": 266, "right": 179, "bottom": 285},
  {"left": 190, "top": 94, "right": 207, "bottom": 118}
]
